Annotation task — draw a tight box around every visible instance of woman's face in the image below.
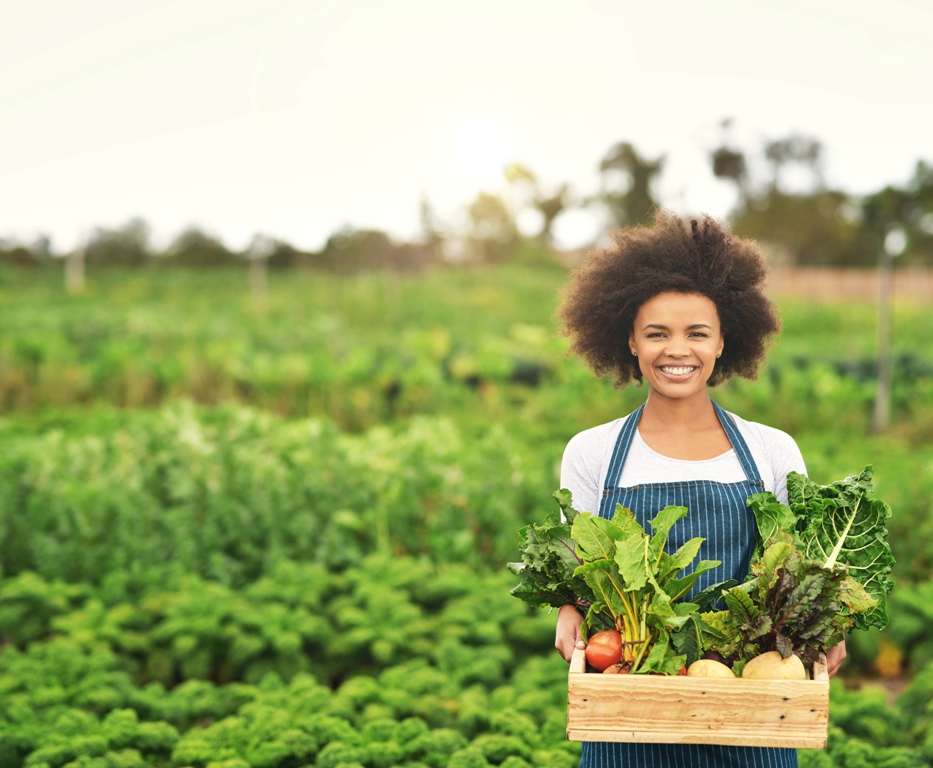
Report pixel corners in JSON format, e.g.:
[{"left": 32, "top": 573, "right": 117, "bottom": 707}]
[{"left": 628, "top": 292, "right": 724, "bottom": 402}]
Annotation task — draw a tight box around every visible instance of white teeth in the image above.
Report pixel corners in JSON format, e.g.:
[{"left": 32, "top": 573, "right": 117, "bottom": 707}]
[{"left": 660, "top": 366, "right": 695, "bottom": 375}]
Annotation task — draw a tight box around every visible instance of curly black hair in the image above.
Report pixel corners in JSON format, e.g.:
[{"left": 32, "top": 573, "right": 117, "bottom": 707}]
[{"left": 558, "top": 210, "right": 780, "bottom": 387}]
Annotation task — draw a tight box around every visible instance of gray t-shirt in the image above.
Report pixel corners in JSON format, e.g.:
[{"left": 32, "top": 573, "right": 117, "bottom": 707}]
[{"left": 560, "top": 410, "right": 806, "bottom": 515}]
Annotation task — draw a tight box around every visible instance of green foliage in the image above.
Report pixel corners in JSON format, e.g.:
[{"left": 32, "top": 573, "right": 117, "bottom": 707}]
[
  {"left": 787, "top": 468, "right": 896, "bottom": 630},
  {"left": 0, "top": 403, "right": 551, "bottom": 587},
  {"left": 2, "top": 263, "right": 933, "bottom": 764},
  {"left": 506, "top": 491, "right": 590, "bottom": 611}
]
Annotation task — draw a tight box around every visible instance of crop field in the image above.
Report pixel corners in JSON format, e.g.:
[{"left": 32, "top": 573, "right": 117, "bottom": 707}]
[{"left": 2, "top": 263, "right": 933, "bottom": 767}]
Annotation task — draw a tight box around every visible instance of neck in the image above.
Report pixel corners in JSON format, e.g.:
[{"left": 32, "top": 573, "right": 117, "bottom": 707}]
[
  {"left": 637, "top": 392, "right": 730, "bottom": 460},
  {"left": 641, "top": 392, "right": 716, "bottom": 427}
]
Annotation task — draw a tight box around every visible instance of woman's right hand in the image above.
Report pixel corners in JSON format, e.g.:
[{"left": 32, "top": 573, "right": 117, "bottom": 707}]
[{"left": 555, "top": 604, "right": 586, "bottom": 662}]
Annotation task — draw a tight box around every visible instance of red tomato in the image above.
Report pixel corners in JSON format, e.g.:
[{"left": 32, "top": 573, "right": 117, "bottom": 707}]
[{"left": 585, "top": 630, "right": 623, "bottom": 671}]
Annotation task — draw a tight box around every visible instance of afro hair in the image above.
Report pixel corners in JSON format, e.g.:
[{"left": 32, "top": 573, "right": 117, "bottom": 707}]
[{"left": 558, "top": 210, "right": 780, "bottom": 387}]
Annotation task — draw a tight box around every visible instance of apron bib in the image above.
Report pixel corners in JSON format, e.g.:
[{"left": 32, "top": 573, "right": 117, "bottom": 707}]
[{"left": 580, "top": 401, "right": 798, "bottom": 768}]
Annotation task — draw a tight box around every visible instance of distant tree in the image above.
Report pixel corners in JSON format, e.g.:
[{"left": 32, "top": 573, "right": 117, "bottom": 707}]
[
  {"left": 84, "top": 217, "right": 151, "bottom": 266},
  {"left": 419, "top": 195, "right": 445, "bottom": 263},
  {"left": 709, "top": 118, "right": 750, "bottom": 207},
  {"left": 763, "top": 134, "right": 824, "bottom": 194},
  {"left": 0, "top": 245, "right": 36, "bottom": 267},
  {"left": 860, "top": 160, "right": 933, "bottom": 266},
  {"left": 504, "top": 163, "right": 570, "bottom": 249},
  {"left": 534, "top": 183, "right": 570, "bottom": 250},
  {"left": 160, "top": 227, "right": 234, "bottom": 267},
  {"left": 319, "top": 227, "right": 396, "bottom": 272},
  {"left": 598, "top": 142, "right": 664, "bottom": 230},
  {"left": 731, "top": 190, "right": 871, "bottom": 266},
  {"left": 266, "top": 239, "right": 313, "bottom": 269},
  {"left": 466, "top": 191, "right": 518, "bottom": 263}
]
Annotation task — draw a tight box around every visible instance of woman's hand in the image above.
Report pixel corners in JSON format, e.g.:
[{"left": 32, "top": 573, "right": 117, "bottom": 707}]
[
  {"left": 555, "top": 604, "right": 586, "bottom": 663},
  {"left": 826, "top": 639, "right": 847, "bottom": 678}
]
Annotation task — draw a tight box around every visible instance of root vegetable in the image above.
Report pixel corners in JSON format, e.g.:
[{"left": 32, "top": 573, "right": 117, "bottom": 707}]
[
  {"left": 686, "top": 659, "right": 735, "bottom": 678},
  {"left": 742, "top": 651, "right": 808, "bottom": 680}
]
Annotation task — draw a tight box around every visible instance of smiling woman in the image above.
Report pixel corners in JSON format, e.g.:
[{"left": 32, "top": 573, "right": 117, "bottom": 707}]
[{"left": 553, "top": 210, "right": 846, "bottom": 768}]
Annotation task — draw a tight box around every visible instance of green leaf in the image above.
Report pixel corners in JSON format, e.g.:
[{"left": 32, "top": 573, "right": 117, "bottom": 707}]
[
  {"left": 576, "top": 559, "right": 629, "bottom": 620},
  {"left": 613, "top": 534, "right": 650, "bottom": 593},
  {"left": 690, "top": 579, "right": 737, "bottom": 611},
  {"left": 747, "top": 491, "right": 798, "bottom": 558},
  {"left": 647, "top": 506, "right": 688, "bottom": 568},
  {"left": 663, "top": 559, "right": 723, "bottom": 602},
  {"left": 753, "top": 538, "right": 794, "bottom": 602},
  {"left": 788, "top": 466, "right": 895, "bottom": 631},
  {"left": 507, "top": 497, "right": 595, "bottom": 612},
  {"left": 571, "top": 513, "right": 621, "bottom": 563},
  {"left": 637, "top": 625, "right": 686, "bottom": 675},
  {"left": 610, "top": 504, "right": 646, "bottom": 540},
  {"left": 553, "top": 488, "right": 578, "bottom": 524},
  {"left": 671, "top": 612, "right": 724, "bottom": 666}
]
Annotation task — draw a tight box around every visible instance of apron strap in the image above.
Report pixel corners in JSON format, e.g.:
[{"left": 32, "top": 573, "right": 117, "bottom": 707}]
[
  {"left": 603, "top": 402, "right": 645, "bottom": 491},
  {"left": 712, "top": 401, "right": 762, "bottom": 484},
  {"left": 603, "top": 400, "right": 762, "bottom": 491}
]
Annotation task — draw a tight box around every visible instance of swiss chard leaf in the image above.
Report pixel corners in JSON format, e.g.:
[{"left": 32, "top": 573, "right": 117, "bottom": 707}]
[
  {"left": 746, "top": 466, "right": 894, "bottom": 632},
  {"left": 788, "top": 467, "right": 894, "bottom": 631}
]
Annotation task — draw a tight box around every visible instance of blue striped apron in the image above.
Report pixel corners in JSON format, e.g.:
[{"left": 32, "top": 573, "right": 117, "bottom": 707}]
[{"left": 580, "top": 401, "right": 798, "bottom": 768}]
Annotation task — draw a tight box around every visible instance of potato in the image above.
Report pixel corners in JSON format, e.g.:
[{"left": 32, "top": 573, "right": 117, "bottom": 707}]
[
  {"left": 741, "top": 650, "right": 808, "bottom": 680},
  {"left": 686, "top": 659, "right": 735, "bottom": 678}
]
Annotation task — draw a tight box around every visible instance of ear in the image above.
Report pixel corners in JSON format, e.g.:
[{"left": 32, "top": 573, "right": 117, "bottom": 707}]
[
  {"left": 628, "top": 333, "right": 637, "bottom": 357},
  {"left": 717, "top": 336, "right": 725, "bottom": 358}
]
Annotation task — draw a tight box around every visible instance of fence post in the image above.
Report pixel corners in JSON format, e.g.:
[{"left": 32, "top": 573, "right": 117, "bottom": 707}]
[
  {"left": 247, "top": 235, "right": 274, "bottom": 311},
  {"left": 65, "top": 247, "right": 86, "bottom": 294},
  {"left": 872, "top": 229, "right": 906, "bottom": 434}
]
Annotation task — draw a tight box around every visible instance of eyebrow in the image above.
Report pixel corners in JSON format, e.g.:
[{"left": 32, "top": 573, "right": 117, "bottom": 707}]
[{"left": 641, "top": 323, "right": 713, "bottom": 331}]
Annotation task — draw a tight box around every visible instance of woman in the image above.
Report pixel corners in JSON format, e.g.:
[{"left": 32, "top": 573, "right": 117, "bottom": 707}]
[{"left": 554, "top": 212, "right": 845, "bottom": 768}]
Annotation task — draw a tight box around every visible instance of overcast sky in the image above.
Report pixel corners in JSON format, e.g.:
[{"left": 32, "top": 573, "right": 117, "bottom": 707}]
[{"left": 2, "top": 0, "right": 931, "bottom": 253}]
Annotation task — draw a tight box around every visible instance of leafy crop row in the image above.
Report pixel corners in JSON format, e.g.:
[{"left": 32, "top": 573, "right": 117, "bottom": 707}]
[
  {"left": 0, "top": 401, "right": 554, "bottom": 588},
  {"left": 4, "top": 560, "right": 933, "bottom": 767},
  {"left": 0, "top": 555, "right": 580, "bottom": 768},
  {"left": 2, "top": 265, "right": 932, "bottom": 442},
  {"left": 2, "top": 399, "right": 931, "bottom": 593}
]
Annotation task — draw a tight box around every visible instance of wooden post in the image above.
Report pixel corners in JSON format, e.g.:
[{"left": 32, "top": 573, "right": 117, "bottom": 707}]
[
  {"left": 250, "top": 255, "right": 268, "bottom": 310},
  {"left": 248, "top": 235, "right": 274, "bottom": 311},
  {"left": 872, "top": 229, "right": 906, "bottom": 434},
  {"left": 65, "top": 247, "right": 85, "bottom": 294}
]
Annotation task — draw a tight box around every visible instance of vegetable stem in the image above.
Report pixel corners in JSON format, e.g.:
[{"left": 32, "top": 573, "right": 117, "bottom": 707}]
[{"left": 823, "top": 498, "right": 860, "bottom": 569}]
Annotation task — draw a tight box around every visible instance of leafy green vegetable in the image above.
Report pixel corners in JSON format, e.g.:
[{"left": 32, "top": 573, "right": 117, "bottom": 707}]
[
  {"left": 706, "top": 465, "right": 895, "bottom": 669},
  {"left": 508, "top": 492, "right": 721, "bottom": 674},
  {"left": 715, "top": 532, "right": 876, "bottom": 671},
  {"left": 747, "top": 465, "right": 895, "bottom": 631},
  {"left": 506, "top": 491, "right": 595, "bottom": 614}
]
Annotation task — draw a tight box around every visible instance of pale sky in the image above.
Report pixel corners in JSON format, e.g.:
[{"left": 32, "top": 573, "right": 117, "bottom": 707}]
[{"left": 2, "top": 0, "right": 932, "bottom": 253}]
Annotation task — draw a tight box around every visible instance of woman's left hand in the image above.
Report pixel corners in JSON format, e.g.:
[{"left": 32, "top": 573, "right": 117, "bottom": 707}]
[{"left": 826, "top": 640, "right": 847, "bottom": 678}]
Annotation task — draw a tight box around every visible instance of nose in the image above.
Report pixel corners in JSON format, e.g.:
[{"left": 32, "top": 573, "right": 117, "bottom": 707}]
[{"left": 663, "top": 336, "right": 690, "bottom": 357}]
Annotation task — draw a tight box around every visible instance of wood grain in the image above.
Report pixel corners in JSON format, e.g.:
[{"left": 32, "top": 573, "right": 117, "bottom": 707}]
[{"left": 567, "top": 648, "right": 829, "bottom": 749}]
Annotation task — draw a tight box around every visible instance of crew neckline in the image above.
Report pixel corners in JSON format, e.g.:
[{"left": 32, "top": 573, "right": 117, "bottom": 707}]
[{"left": 634, "top": 428, "right": 736, "bottom": 464}]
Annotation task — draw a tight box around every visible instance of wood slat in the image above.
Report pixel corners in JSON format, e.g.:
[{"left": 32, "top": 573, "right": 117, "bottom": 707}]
[{"left": 567, "top": 648, "right": 829, "bottom": 749}]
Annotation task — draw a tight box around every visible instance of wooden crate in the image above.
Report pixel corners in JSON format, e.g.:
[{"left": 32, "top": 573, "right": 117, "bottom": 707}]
[{"left": 567, "top": 648, "right": 829, "bottom": 749}]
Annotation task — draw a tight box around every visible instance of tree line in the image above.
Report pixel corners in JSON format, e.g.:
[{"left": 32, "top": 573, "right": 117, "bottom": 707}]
[{"left": 3, "top": 120, "right": 932, "bottom": 270}]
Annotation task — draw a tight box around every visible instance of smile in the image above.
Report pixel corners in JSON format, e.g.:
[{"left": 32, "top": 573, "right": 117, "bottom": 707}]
[{"left": 659, "top": 366, "right": 697, "bottom": 375}]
